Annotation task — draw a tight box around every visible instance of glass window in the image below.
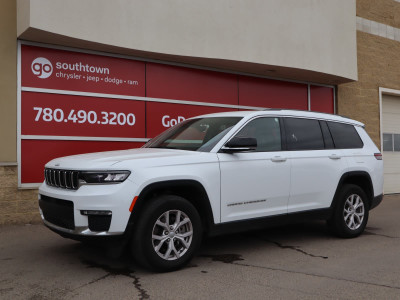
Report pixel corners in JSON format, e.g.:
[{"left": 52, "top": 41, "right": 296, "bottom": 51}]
[
  {"left": 383, "top": 134, "right": 393, "bottom": 151},
  {"left": 284, "top": 118, "right": 324, "bottom": 150},
  {"left": 234, "top": 117, "right": 281, "bottom": 152},
  {"left": 144, "top": 117, "right": 242, "bottom": 152},
  {"left": 394, "top": 134, "right": 400, "bottom": 152},
  {"left": 327, "top": 122, "right": 363, "bottom": 149}
]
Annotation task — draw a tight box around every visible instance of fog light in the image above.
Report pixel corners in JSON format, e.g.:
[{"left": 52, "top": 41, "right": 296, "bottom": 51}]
[{"left": 81, "top": 210, "right": 112, "bottom": 216}]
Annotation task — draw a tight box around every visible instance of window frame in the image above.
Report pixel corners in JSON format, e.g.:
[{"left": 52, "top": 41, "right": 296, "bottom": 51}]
[
  {"left": 382, "top": 133, "right": 400, "bottom": 152},
  {"left": 319, "top": 120, "right": 335, "bottom": 149},
  {"left": 220, "top": 115, "right": 365, "bottom": 153}
]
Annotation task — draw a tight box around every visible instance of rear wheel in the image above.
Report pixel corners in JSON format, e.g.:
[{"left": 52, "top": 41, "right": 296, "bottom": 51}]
[
  {"left": 328, "top": 184, "right": 369, "bottom": 238},
  {"left": 131, "top": 195, "right": 202, "bottom": 271}
]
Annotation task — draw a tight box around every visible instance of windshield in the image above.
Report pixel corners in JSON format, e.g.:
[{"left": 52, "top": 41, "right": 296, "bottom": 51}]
[{"left": 144, "top": 117, "right": 242, "bottom": 152}]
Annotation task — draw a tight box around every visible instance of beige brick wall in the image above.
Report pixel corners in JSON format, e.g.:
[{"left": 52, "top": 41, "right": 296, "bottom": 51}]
[
  {"left": 338, "top": 2, "right": 400, "bottom": 148},
  {"left": 0, "top": 0, "right": 17, "bottom": 163},
  {"left": 0, "top": 166, "right": 40, "bottom": 224},
  {"left": 357, "top": 0, "right": 400, "bottom": 28},
  {"left": 0, "top": 1, "right": 40, "bottom": 225}
]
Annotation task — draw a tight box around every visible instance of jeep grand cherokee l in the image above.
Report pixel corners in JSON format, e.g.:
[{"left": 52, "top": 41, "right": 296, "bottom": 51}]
[{"left": 39, "top": 110, "right": 384, "bottom": 271}]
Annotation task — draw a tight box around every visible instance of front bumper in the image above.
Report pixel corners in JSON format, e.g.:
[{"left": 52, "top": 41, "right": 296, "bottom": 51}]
[{"left": 38, "top": 178, "right": 138, "bottom": 237}]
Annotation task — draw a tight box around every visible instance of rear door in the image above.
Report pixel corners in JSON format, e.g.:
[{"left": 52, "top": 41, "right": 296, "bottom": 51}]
[{"left": 285, "top": 118, "right": 347, "bottom": 212}]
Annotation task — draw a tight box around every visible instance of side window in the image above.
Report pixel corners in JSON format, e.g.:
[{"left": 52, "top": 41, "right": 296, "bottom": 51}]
[
  {"left": 382, "top": 133, "right": 393, "bottom": 151},
  {"left": 382, "top": 133, "right": 400, "bottom": 152},
  {"left": 284, "top": 118, "right": 324, "bottom": 150},
  {"left": 234, "top": 117, "right": 281, "bottom": 152},
  {"left": 327, "top": 122, "right": 363, "bottom": 149}
]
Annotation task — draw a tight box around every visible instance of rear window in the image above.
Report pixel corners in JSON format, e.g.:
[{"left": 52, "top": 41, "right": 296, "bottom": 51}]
[
  {"left": 284, "top": 118, "right": 324, "bottom": 150},
  {"left": 327, "top": 122, "right": 363, "bottom": 149}
]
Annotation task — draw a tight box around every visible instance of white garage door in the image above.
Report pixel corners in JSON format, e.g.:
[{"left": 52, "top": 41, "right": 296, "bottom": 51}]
[{"left": 382, "top": 94, "right": 400, "bottom": 194}]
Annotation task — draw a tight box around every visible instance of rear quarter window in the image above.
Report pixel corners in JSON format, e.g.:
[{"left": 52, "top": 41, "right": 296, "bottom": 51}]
[{"left": 327, "top": 122, "right": 363, "bottom": 149}]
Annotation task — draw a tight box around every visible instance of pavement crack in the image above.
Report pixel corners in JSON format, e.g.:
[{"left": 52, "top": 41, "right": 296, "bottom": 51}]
[
  {"left": 0, "top": 288, "right": 14, "bottom": 294},
  {"left": 79, "top": 259, "right": 150, "bottom": 299},
  {"left": 266, "top": 240, "right": 328, "bottom": 259},
  {"left": 230, "top": 261, "right": 400, "bottom": 291},
  {"left": 87, "top": 273, "right": 112, "bottom": 286},
  {"left": 200, "top": 253, "right": 244, "bottom": 263},
  {"left": 363, "top": 231, "right": 399, "bottom": 239},
  {"left": 132, "top": 274, "right": 150, "bottom": 300},
  {"left": 74, "top": 273, "right": 112, "bottom": 291}
]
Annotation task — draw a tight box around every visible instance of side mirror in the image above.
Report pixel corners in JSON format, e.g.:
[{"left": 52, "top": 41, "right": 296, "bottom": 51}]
[{"left": 221, "top": 137, "right": 257, "bottom": 153}]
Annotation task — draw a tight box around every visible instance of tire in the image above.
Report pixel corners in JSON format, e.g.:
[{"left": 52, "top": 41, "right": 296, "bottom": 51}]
[
  {"left": 328, "top": 184, "right": 369, "bottom": 238},
  {"left": 131, "top": 195, "right": 202, "bottom": 272}
]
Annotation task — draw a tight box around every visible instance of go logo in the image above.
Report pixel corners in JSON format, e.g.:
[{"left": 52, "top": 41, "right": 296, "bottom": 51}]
[
  {"left": 31, "top": 57, "right": 53, "bottom": 79},
  {"left": 162, "top": 115, "right": 185, "bottom": 127}
]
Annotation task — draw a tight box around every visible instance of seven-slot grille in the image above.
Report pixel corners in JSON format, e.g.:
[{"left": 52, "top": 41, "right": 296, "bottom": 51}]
[{"left": 45, "top": 168, "right": 79, "bottom": 190}]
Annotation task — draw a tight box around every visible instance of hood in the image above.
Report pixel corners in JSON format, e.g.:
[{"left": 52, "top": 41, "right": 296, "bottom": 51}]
[{"left": 45, "top": 148, "right": 203, "bottom": 170}]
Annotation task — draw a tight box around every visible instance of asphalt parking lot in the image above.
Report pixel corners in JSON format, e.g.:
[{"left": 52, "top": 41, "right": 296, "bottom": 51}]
[{"left": 1, "top": 195, "right": 399, "bottom": 299}]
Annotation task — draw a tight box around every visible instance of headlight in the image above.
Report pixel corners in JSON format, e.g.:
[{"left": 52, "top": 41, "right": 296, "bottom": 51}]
[{"left": 79, "top": 171, "right": 131, "bottom": 184}]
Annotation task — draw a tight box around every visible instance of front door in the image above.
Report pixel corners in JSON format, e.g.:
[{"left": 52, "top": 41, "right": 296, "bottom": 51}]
[{"left": 218, "top": 117, "right": 291, "bottom": 223}]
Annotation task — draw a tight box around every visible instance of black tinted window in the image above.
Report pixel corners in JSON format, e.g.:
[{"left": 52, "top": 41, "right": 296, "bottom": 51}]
[
  {"left": 327, "top": 122, "right": 363, "bottom": 149},
  {"left": 234, "top": 117, "right": 281, "bottom": 152},
  {"left": 284, "top": 118, "right": 324, "bottom": 150}
]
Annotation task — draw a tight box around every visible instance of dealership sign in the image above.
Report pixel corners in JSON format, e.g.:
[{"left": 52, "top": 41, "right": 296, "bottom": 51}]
[{"left": 22, "top": 45, "right": 145, "bottom": 96}]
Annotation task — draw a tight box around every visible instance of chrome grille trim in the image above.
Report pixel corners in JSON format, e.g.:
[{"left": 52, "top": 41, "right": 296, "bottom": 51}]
[{"left": 45, "top": 168, "right": 80, "bottom": 190}]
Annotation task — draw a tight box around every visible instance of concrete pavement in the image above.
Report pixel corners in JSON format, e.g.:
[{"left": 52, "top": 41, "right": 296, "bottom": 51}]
[{"left": 0, "top": 195, "right": 399, "bottom": 299}]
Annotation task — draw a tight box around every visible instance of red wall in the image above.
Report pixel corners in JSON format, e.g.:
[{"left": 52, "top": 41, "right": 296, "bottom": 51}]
[
  {"left": 146, "top": 63, "right": 238, "bottom": 105},
  {"left": 309, "top": 85, "right": 334, "bottom": 113},
  {"left": 20, "top": 44, "right": 334, "bottom": 184},
  {"left": 238, "top": 76, "right": 308, "bottom": 109}
]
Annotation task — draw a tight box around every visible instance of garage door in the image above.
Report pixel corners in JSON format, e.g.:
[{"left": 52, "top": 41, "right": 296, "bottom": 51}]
[{"left": 382, "top": 94, "right": 400, "bottom": 194}]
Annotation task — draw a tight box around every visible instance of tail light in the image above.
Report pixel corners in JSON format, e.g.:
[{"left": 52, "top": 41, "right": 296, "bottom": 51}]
[{"left": 374, "top": 153, "right": 383, "bottom": 160}]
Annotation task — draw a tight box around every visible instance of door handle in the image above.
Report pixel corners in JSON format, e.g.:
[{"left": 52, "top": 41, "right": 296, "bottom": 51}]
[
  {"left": 271, "top": 156, "right": 287, "bottom": 162},
  {"left": 329, "top": 154, "right": 341, "bottom": 160}
]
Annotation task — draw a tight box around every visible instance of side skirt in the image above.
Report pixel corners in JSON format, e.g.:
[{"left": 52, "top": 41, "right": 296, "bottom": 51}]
[{"left": 208, "top": 208, "right": 332, "bottom": 237}]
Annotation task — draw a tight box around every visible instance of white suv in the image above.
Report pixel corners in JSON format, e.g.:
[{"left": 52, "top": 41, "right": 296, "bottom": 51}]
[{"left": 39, "top": 110, "right": 384, "bottom": 271}]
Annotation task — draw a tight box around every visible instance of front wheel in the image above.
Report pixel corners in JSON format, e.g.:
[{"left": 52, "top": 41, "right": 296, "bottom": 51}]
[
  {"left": 131, "top": 195, "right": 202, "bottom": 271},
  {"left": 328, "top": 184, "right": 369, "bottom": 238}
]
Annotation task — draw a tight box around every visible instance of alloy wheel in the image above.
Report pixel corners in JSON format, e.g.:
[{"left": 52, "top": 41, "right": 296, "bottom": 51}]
[
  {"left": 151, "top": 210, "right": 193, "bottom": 261},
  {"left": 343, "top": 194, "right": 365, "bottom": 230}
]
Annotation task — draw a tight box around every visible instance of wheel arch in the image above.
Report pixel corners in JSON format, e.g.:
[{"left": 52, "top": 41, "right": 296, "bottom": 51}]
[
  {"left": 126, "top": 180, "right": 215, "bottom": 235},
  {"left": 331, "top": 171, "right": 374, "bottom": 211}
]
